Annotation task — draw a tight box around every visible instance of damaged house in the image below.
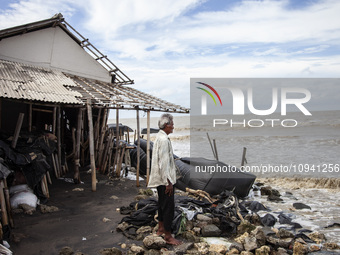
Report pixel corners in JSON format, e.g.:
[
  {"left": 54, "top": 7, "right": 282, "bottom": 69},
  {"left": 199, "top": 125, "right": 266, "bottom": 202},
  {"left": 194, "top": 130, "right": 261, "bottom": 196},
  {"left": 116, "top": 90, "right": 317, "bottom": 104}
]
[{"left": 0, "top": 13, "right": 188, "bottom": 241}]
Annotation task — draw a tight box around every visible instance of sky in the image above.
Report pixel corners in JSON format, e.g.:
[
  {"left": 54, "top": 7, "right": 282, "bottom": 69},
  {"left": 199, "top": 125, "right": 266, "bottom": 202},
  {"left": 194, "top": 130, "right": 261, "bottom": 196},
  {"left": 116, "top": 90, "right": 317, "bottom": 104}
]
[{"left": 0, "top": 0, "right": 340, "bottom": 119}]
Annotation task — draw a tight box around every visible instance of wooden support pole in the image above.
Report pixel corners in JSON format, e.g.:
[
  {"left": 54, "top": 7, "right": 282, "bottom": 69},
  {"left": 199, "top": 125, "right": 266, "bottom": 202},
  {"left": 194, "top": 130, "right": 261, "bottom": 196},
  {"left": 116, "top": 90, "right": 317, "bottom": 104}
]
[
  {"left": 87, "top": 99, "right": 97, "bottom": 192},
  {"left": 115, "top": 109, "right": 120, "bottom": 177},
  {"left": 136, "top": 110, "right": 140, "bottom": 187},
  {"left": 241, "top": 147, "right": 247, "bottom": 167},
  {"left": 0, "top": 181, "right": 9, "bottom": 228},
  {"left": 3, "top": 180, "right": 14, "bottom": 228},
  {"left": 146, "top": 111, "right": 151, "bottom": 186},
  {"left": 98, "top": 109, "right": 108, "bottom": 170},
  {"left": 74, "top": 109, "right": 83, "bottom": 184},
  {"left": 11, "top": 113, "right": 25, "bottom": 149},
  {"left": 206, "top": 133, "right": 216, "bottom": 160},
  {"left": 0, "top": 98, "right": 2, "bottom": 129},
  {"left": 57, "top": 106, "right": 62, "bottom": 175},
  {"left": 28, "top": 103, "right": 32, "bottom": 132},
  {"left": 53, "top": 107, "right": 57, "bottom": 135}
]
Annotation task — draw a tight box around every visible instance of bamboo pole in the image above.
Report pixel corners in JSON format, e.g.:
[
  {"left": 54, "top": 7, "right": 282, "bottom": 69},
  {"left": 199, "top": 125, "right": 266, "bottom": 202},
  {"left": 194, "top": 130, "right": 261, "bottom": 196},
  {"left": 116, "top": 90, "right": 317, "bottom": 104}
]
[
  {"left": 98, "top": 109, "right": 108, "bottom": 170},
  {"left": 87, "top": 99, "right": 97, "bottom": 192},
  {"left": 241, "top": 147, "right": 247, "bottom": 167},
  {"left": 0, "top": 181, "right": 9, "bottom": 228},
  {"left": 11, "top": 113, "right": 24, "bottom": 149},
  {"left": 3, "top": 180, "right": 13, "bottom": 228},
  {"left": 53, "top": 107, "right": 57, "bottom": 135},
  {"left": 57, "top": 106, "right": 62, "bottom": 175},
  {"left": 28, "top": 103, "right": 32, "bottom": 132},
  {"left": 94, "top": 108, "right": 102, "bottom": 160},
  {"left": 146, "top": 111, "right": 151, "bottom": 186},
  {"left": 136, "top": 110, "right": 140, "bottom": 187},
  {"left": 74, "top": 109, "right": 83, "bottom": 184},
  {"left": 115, "top": 109, "right": 120, "bottom": 177},
  {"left": 206, "top": 133, "right": 216, "bottom": 160}
]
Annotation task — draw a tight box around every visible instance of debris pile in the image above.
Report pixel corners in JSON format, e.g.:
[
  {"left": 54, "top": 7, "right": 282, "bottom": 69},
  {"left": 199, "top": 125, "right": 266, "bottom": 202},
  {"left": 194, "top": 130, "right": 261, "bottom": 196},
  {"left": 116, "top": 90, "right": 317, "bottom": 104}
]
[{"left": 115, "top": 185, "right": 340, "bottom": 254}]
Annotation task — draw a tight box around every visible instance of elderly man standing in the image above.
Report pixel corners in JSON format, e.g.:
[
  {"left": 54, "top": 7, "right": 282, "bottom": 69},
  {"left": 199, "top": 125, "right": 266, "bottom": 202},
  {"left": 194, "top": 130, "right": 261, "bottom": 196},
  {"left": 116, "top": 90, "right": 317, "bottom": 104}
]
[{"left": 147, "top": 113, "right": 182, "bottom": 245}]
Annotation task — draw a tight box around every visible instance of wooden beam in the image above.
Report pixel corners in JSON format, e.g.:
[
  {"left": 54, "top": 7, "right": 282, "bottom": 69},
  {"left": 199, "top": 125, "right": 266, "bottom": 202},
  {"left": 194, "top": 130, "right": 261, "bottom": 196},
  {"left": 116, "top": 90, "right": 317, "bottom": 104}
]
[
  {"left": 146, "top": 111, "right": 151, "bottom": 186},
  {"left": 57, "top": 106, "right": 62, "bottom": 175},
  {"left": 74, "top": 108, "right": 83, "bottom": 184},
  {"left": 11, "top": 113, "right": 25, "bottom": 149},
  {"left": 136, "top": 110, "right": 140, "bottom": 187},
  {"left": 28, "top": 103, "right": 32, "bottom": 132},
  {"left": 87, "top": 99, "right": 97, "bottom": 192},
  {"left": 115, "top": 109, "right": 120, "bottom": 177}
]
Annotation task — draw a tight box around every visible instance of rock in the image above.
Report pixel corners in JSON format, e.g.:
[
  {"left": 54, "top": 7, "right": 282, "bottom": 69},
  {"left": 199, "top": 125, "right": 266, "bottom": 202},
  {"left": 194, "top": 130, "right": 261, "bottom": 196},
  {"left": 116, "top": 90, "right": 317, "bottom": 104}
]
[
  {"left": 201, "top": 224, "right": 221, "bottom": 237},
  {"left": 240, "top": 251, "right": 254, "bottom": 255},
  {"left": 244, "top": 236, "right": 258, "bottom": 251},
  {"left": 99, "top": 247, "right": 122, "bottom": 255},
  {"left": 226, "top": 248, "right": 241, "bottom": 254},
  {"left": 185, "top": 220, "right": 194, "bottom": 231},
  {"left": 271, "top": 189, "right": 281, "bottom": 197},
  {"left": 255, "top": 245, "right": 270, "bottom": 255},
  {"left": 135, "top": 195, "right": 149, "bottom": 201},
  {"left": 144, "top": 249, "right": 161, "bottom": 255},
  {"left": 19, "top": 204, "right": 36, "bottom": 215},
  {"left": 293, "top": 241, "right": 308, "bottom": 255},
  {"left": 159, "top": 248, "right": 175, "bottom": 255},
  {"left": 196, "top": 214, "right": 213, "bottom": 223},
  {"left": 173, "top": 242, "right": 194, "bottom": 255},
  {"left": 260, "top": 214, "right": 277, "bottom": 227},
  {"left": 266, "top": 235, "right": 293, "bottom": 249},
  {"left": 192, "top": 227, "right": 201, "bottom": 235},
  {"left": 121, "top": 243, "right": 127, "bottom": 249},
  {"left": 116, "top": 222, "right": 131, "bottom": 232},
  {"left": 293, "top": 203, "right": 311, "bottom": 210},
  {"left": 267, "top": 194, "right": 283, "bottom": 202},
  {"left": 143, "top": 234, "right": 166, "bottom": 249},
  {"left": 235, "top": 232, "right": 249, "bottom": 244},
  {"left": 110, "top": 195, "right": 119, "bottom": 199},
  {"left": 276, "top": 228, "right": 294, "bottom": 239},
  {"left": 260, "top": 186, "right": 272, "bottom": 196},
  {"left": 136, "top": 225, "right": 153, "bottom": 240},
  {"left": 229, "top": 242, "right": 244, "bottom": 253},
  {"left": 275, "top": 247, "right": 289, "bottom": 255},
  {"left": 323, "top": 242, "right": 340, "bottom": 250},
  {"left": 237, "top": 221, "right": 256, "bottom": 235},
  {"left": 191, "top": 242, "right": 209, "bottom": 254},
  {"left": 130, "top": 245, "right": 144, "bottom": 255},
  {"left": 209, "top": 244, "right": 228, "bottom": 254},
  {"left": 59, "top": 246, "right": 74, "bottom": 255},
  {"left": 138, "top": 188, "right": 154, "bottom": 196},
  {"left": 308, "top": 244, "right": 321, "bottom": 252},
  {"left": 251, "top": 226, "right": 266, "bottom": 246},
  {"left": 103, "top": 217, "right": 111, "bottom": 223},
  {"left": 308, "top": 231, "right": 326, "bottom": 243}
]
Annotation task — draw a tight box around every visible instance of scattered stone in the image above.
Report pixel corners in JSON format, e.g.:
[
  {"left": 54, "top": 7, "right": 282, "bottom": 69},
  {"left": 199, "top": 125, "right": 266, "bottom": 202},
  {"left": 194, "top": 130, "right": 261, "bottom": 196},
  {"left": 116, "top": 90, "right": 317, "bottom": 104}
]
[
  {"left": 266, "top": 235, "right": 293, "bottom": 249},
  {"left": 201, "top": 224, "right": 221, "bottom": 237},
  {"left": 99, "top": 247, "right": 122, "bottom": 255},
  {"left": 260, "top": 186, "right": 272, "bottom": 196},
  {"left": 275, "top": 247, "right": 289, "bottom": 255},
  {"left": 255, "top": 245, "right": 270, "bottom": 255},
  {"left": 192, "top": 227, "right": 200, "bottom": 235},
  {"left": 110, "top": 195, "right": 119, "bottom": 200},
  {"left": 136, "top": 226, "right": 153, "bottom": 235},
  {"left": 260, "top": 214, "right": 277, "bottom": 227},
  {"left": 243, "top": 236, "right": 258, "bottom": 251},
  {"left": 293, "top": 241, "right": 308, "bottom": 255},
  {"left": 251, "top": 227, "right": 266, "bottom": 246},
  {"left": 308, "top": 244, "right": 321, "bottom": 252},
  {"left": 235, "top": 232, "right": 249, "bottom": 245},
  {"left": 323, "top": 242, "right": 340, "bottom": 250},
  {"left": 267, "top": 194, "right": 283, "bottom": 202},
  {"left": 308, "top": 231, "right": 326, "bottom": 243},
  {"left": 174, "top": 242, "right": 194, "bottom": 254},
  {"left": 130, "top": 245, "right": 144, "bottom": 254},
  {"left": 39, "top": 204, "right": 59, "bottom": 213},
  {"left": 229, "top": 242, "right": 244, "bottom": 253},
  {"left": 120, "top": 243, "right": 127, "bottom": 249},
  {"left": 182, "top": 231, "right": 200, "bottom": 242},
  {"left": 293, "top": 203, "right": 311, "bottom": 210},
  {"left": 143, "top": 234, "right": 166, "bottom": 249},
  {"left": 226, "top": 248, "right": 240, "bottom": 254},
  {"left": 103, "top": 217, "right": 111, "bottom": 223},
  {"left": 159, "top": 248, "right": 175, "bottom": 255},
  {"left": 237, "top": 221, "right": 256, "bottom": 235},
  {"left": 240, "top": 251, "right": 253, "bottom": 255},
  {"left": 190, "top": 242, "right": 209, "bottom": 254},
  {"left": 116, "top": 222, "right": 131, "bottom": 232},
  {"left": 59, "top": 246, "right": 74, "bottom": 255},
  {"left": 276, "top": 228, "right": 294, "bottom": 239},
  {"left": 144, "top": 249, "right": 161, "bottom": 255},
  {"left": 209, "top": 244, "right": 228, "bottom": 254}
]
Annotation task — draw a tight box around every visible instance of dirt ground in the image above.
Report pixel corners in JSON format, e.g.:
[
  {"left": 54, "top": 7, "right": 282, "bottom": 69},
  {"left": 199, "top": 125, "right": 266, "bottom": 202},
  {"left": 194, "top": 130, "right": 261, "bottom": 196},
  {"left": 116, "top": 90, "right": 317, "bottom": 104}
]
[{"left": 9, "top": 169, "right": 145, "bottom": 255}]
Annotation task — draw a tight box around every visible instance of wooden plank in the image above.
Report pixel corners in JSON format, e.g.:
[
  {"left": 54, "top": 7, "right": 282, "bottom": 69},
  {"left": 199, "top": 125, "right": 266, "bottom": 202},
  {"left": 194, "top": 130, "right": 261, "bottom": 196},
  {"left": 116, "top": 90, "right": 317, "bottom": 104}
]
[
  {"left": 74, "top": 108, "right": 83, "bottom": 184},
  {"left": 87, "top": 99, "right": 97, "bottom": 192},
  {"left": 11, "top": 113, "right": 25, "bottom": 149},
  {"left": 146, "top": 110, "right": 151, "bottom": 185},
  {"left": 136, "top": 110, "right": 140, "bottom": 187},
  {"left": 57, "top": 106, "right": 62, "bottom": 175}
]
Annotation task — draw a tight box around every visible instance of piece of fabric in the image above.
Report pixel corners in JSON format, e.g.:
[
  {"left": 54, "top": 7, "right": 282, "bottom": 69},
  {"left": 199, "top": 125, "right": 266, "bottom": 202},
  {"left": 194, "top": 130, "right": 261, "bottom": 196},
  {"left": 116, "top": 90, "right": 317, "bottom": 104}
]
[
  {"left": 157, "top": 185, "right": 175, "bottom": 232},
  {"left": 147, "top": 130, "right": 176, "bottom": 188}
]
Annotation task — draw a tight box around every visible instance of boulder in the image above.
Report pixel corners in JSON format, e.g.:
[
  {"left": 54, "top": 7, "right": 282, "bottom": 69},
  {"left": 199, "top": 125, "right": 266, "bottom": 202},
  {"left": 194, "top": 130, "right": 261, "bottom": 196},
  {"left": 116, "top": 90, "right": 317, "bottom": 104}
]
[
  {"left": 143, "top": 234, "right": 166, "bottom": 249},
  {"left": 201, "top": 224, "right": 221, "bottom": 237}
]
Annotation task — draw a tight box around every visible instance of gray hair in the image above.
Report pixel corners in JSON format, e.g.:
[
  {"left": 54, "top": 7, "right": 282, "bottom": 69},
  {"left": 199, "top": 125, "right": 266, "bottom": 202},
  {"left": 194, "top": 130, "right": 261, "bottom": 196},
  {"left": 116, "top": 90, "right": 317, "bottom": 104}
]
[{"left": 158, "top": 113, "right": 173, "bottom": 129}]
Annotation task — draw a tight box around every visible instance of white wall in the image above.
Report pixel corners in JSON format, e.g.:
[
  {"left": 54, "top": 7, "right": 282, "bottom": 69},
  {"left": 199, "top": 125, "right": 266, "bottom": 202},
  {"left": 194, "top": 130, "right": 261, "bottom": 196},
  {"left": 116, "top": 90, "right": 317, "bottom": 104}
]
[{"left": 0, "top": 27, "right": 111, "bottom": 82}]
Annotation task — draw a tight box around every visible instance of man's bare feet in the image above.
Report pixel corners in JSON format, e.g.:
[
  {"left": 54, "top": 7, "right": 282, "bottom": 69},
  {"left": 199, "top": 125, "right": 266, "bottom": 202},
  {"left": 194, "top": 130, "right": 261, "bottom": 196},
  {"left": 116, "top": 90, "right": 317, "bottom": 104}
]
[
  {"left": 157, "top": 222, "right": 165, "bottom": 236},
  {"left": 164, "top": 232, "right": 182, "bottom": 245}
]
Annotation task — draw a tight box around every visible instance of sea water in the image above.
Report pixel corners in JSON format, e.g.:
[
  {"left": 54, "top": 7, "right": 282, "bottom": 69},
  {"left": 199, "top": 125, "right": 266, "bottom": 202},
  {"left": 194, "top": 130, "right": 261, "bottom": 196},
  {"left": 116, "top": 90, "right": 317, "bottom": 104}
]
[{"left": 112, "top": 110, "right": 340, "bottom": 244}]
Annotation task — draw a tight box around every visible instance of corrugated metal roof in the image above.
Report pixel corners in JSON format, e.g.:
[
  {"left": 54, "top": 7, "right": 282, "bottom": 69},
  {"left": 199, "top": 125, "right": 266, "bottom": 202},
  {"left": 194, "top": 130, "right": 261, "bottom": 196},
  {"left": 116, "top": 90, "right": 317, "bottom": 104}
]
[
  {"left": 0, "top": 60, "right": 82, "bottom": 104},
  {"left": 0, "top": 59, "right": 189, "bottom": 113}
]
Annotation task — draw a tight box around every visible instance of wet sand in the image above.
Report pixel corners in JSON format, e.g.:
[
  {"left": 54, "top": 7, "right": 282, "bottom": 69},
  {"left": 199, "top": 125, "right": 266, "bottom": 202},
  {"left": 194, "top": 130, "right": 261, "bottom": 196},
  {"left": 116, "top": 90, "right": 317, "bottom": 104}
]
[{"left": 9, "top": 169, "right": 144, "bottom": 255}]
